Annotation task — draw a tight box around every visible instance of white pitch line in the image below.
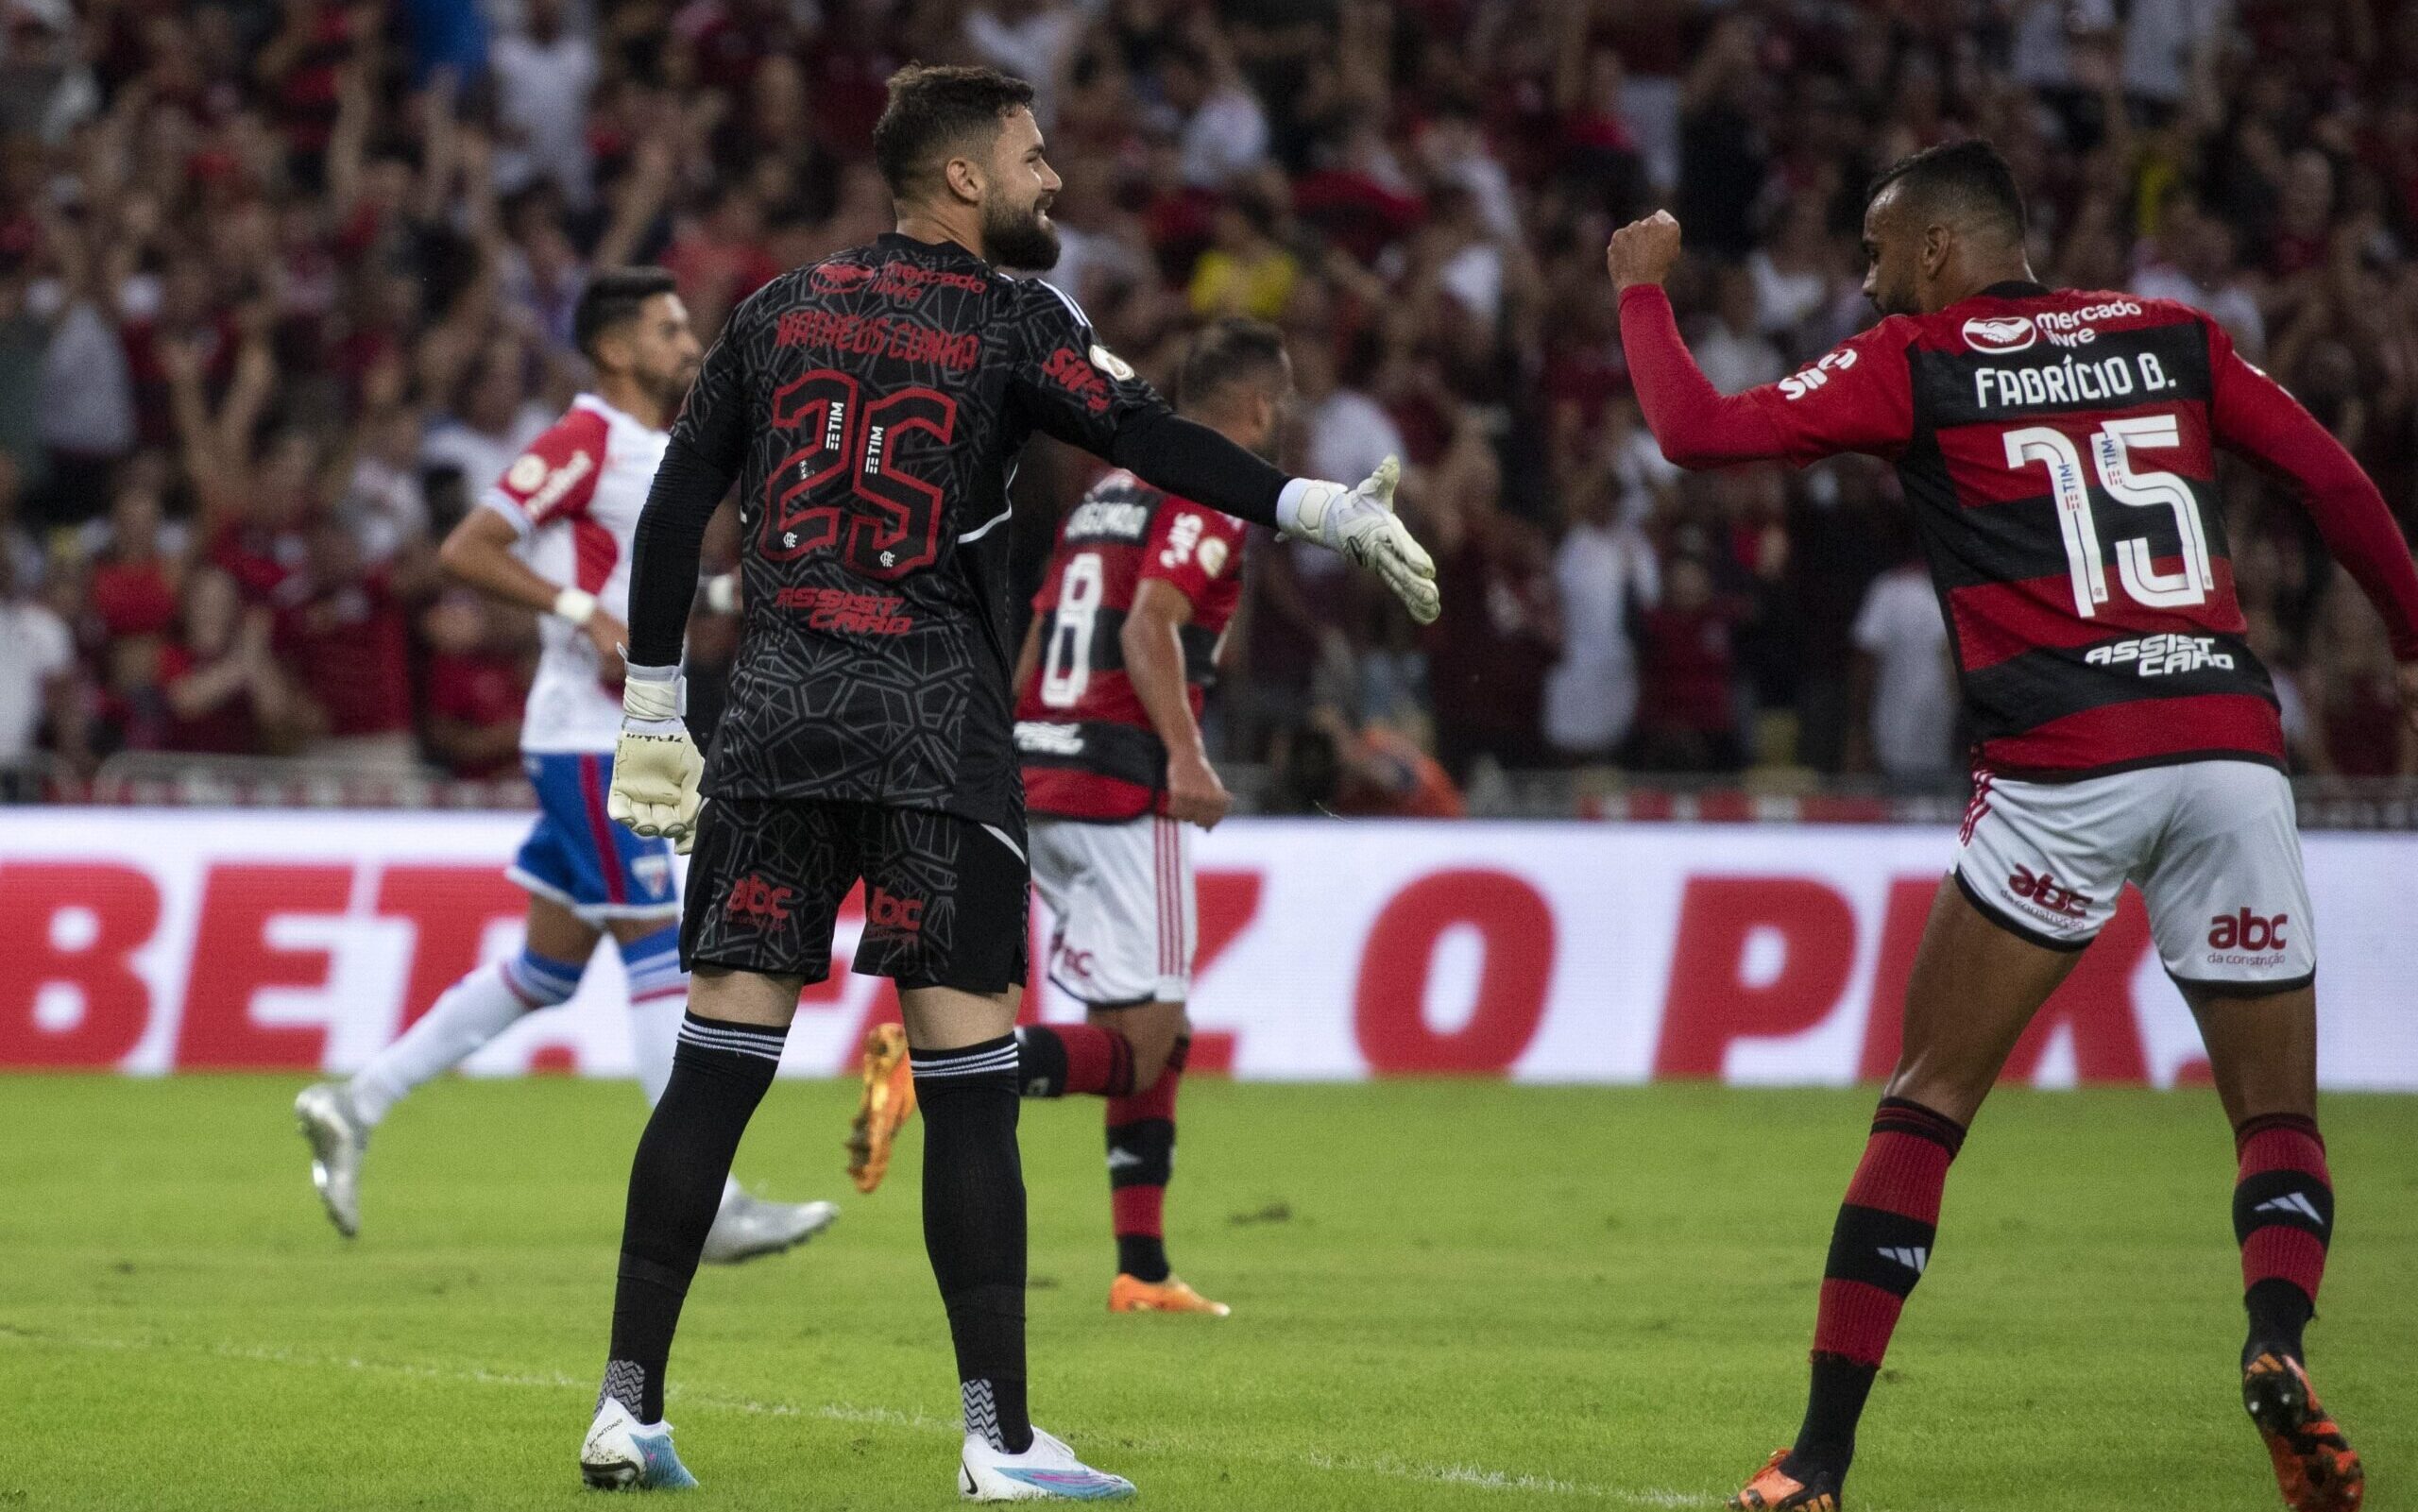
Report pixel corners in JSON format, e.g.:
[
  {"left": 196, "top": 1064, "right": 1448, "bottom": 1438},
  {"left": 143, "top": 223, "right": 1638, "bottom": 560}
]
[{"left": 0, "top": 1325, "right": 1724, "bottom": 1506}]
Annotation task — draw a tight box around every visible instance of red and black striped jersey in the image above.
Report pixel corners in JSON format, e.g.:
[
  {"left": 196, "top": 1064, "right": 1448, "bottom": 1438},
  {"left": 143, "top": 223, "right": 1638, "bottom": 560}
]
[
  {"left": 1015, "top": 470, "right": 1248, "bottom": 821},
  {"left": 1623, "top": 280, "right": 2418, "bottom": 781}
]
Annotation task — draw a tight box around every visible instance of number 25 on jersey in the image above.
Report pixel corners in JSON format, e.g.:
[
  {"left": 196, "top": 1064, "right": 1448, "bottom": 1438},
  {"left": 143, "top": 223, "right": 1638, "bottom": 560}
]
[{"left": 763, "top": 368, "right": 958, "bottom": 580}]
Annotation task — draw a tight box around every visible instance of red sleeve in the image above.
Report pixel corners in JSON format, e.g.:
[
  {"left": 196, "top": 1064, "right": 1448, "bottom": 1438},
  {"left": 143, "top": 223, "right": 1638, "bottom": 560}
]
[
  {"left": 1138, "top": 499, "right": 1247, "bottom": 605},
  {"left": 1617, "top": 285, "right": 1916, "bottom": 468},
  {"left": 2208, "top": 322, "right": 2418, "bottom": 659},
  {"left": 484, "top": 408, "right": 608, "bottom": 529}
]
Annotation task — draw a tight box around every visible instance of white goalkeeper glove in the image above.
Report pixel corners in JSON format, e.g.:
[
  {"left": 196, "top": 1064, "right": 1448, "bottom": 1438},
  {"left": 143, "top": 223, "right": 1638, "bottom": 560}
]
[
  {"left": 606, "top": 661, "right": 704, "bottom": 855},
  {"left": 1277, "top": 456, "right": 1441, "bottom": 624}
]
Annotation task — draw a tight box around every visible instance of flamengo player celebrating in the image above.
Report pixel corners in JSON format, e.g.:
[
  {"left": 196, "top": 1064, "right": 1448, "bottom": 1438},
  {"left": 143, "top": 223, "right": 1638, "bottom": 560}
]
[
  {"left": 1008, "top": 317, "right": 1291, "bottom": 1317},
  {"left": 577, "top": 68, "right": 1436, "bottom": 1499},
  {"left": 293, "top": 271, "right": 832, "bottom": 1264},
  {"left": 1609, "top": 142, "right": 2418, "bottom": 1512}
]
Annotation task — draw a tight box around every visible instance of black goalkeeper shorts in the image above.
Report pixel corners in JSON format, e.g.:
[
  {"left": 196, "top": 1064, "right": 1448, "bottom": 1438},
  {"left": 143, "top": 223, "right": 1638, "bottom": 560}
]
[{"left": 681, "top": 798, "right": 1030, "bottom": 994}]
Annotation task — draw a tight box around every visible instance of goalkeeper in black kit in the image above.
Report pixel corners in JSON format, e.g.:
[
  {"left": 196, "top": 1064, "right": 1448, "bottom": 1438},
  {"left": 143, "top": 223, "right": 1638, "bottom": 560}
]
[{"left": 574, "top": 65, "right": 1438, "bottom": 1499}]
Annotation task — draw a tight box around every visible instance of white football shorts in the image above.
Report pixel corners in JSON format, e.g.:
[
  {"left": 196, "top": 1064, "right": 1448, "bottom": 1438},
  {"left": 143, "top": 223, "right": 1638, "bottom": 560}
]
[
  {"left": 1953, "top": 759, "right": 2315, "bottom": 994},
  {"left": 1029, "top": 813, "right": 1196, "bottom": 1007}
]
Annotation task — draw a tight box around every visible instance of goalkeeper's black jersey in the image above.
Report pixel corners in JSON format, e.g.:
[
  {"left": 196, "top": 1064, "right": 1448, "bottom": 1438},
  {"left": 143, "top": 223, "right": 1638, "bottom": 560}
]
[{"left": 659, "top": 232, "right": 1278, "bottom": 826}]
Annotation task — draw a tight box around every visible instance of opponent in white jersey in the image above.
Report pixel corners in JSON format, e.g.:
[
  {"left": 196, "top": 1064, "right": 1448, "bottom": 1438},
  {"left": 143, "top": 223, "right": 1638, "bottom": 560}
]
[{"left": 296, "top": 270, "right": 832, "bottom": 1261}]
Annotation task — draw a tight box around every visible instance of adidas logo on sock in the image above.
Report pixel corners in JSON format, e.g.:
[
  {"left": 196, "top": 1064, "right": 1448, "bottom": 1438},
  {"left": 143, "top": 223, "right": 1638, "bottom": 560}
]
[
  {"left": 2255, "top": 1192, "right": 2325, "bottom": 1227},
  {"left": 1878, "top": 1245, "right": 1929, "bottom": 1273}
]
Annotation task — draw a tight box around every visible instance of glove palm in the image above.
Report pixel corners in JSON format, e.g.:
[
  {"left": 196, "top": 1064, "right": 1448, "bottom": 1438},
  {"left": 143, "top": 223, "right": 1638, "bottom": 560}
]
[
  {"left": 1282, "top": 457, "right": 1441, "bottom": 624},
  {"left": 605, "top": 671, "right": 704, "bottom": 853}
]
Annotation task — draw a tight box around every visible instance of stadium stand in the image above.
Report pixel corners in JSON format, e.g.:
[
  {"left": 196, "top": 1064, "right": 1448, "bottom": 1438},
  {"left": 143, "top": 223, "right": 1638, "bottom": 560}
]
[{"left": 3, "top": 0, "right": 2415, "bottom": 813}]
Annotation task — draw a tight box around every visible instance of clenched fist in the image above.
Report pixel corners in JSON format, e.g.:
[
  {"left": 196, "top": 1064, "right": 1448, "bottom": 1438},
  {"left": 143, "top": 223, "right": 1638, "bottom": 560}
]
[{"left": 1607, "top": 211, "right": 1684, "bottom": 292}]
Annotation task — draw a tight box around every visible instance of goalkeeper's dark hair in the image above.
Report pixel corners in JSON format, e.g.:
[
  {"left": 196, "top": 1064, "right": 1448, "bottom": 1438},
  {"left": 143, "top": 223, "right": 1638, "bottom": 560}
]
[
  {"left": 1176, "top": 317, "right": 1289, "bottom": 414},
  {"left": 1866, "top": 139, "right": 2027, "bottom": 248},
  {"left": 573, "top": 267, "right": 679, "bottom": 365},
  {"left": 874, "top": 64, "right": 1037, "bottom": 202}
]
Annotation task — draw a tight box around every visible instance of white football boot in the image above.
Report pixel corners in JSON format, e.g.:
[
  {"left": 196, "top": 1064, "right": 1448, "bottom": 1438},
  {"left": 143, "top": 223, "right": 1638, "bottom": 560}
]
[
  {"left": 699, "top": 1191, "right": 839, "bottom": 1264},
  {"left": 580, "top": 1398, "right": 699, "bottom": 1490},
  {"left": 293, "top": 1082, "right": 367, "bottom": 1237},
  {"left": 959, "top": 1427, "right": 1136, "bottom": 1501}
]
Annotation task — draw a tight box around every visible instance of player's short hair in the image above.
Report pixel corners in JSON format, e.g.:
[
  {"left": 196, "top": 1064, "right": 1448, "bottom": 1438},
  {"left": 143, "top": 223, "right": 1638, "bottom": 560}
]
[
  {"left": 1866, "top": 139, "right": 2027, "bottom": 246},
  {"left": 1176, "top": 317, "right": 1288, "bottom": 413},
  {"left": 573, "top": 267, "right": 679, "bottom": 364},
  {"left": 874, "top": 64, "right": 1037, "bottom": 202}
]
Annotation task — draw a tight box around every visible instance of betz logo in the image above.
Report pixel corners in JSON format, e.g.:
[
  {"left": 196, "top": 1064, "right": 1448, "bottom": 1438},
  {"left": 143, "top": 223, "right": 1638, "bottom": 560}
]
[
  {"left": 866, "top": 887, "right": 924, "bottom": 937},
  {"left": 1962, "top": 315, "right": 2037, "bottom": 354},
  {"left": 2208, "top": 909, "right": 2289, "bottom": 952},
  {"left": 724, "top": 875, "right": 793, "bottom": 926},
  {"left": 2008, "top": 865, "right": 2092, "bottom": 918},
  {"left": 1160, "top": 512, "right": 1203, "bottom": 569},
  {"left": 1778, "top": 346, "right": 1858, "bottom": 400},
  {"left": 1043, "top": 347, "right": 1113, "bottom": 414}
]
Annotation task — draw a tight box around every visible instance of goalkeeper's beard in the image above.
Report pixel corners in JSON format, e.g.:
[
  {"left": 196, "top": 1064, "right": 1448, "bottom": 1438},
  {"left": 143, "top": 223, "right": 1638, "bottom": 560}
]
[{"left": 983, "top": 197, "right": 1062, "bottom": 271}]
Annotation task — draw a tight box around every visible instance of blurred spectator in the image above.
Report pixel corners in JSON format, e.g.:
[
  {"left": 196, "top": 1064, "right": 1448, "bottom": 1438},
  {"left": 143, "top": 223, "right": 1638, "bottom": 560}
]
[
  {"left": 274, "top": 517, "right": 424, "bottom": 771},
  {"left": 490, "top": 0, "right": 597, "bottom": 210},
  {"left": 2301, "top": 575, "right": 2418, "bottom": 776},
  {"left": 1633, "top": 552, "right": 1743, "bottom": 773},
  {"left": 1422, "top": 416, "right": 1560, "bottom": 780},
  {"left": 1187, "top": 183, "right": 1297, "bottom": 321},
  {"left": 1848, "top": 546, "right": 1959, "bottom": 783},
  {"left": 1691, "top": 263, "right": 1785, "bottom": 397},
  {"left": 2133, "top": 195, "right": 2266, "bottom": 361},
  {"left": 1543, "top": 443, "right": 1660, "bottom": 763},
  {"left": 145, "top": 569, "right": 307, "bottom": 756},
  {"left": 1161, "top": 33, "right": 1269, "bottom": 189},
  {"left": 0, "top": 524, "right": 77, "bottom": 769},
  {"left": 420, "top": 339, "right": 552, "bottom": 501},
  {"left": 418, "top": 591, "right": 530, "bottom": 778}
]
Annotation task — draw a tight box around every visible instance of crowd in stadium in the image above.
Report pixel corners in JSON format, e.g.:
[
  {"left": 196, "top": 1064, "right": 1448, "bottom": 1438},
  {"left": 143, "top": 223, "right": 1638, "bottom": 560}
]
[{"left": 3, "top": 0, "right": 2417, "bottom": 803}]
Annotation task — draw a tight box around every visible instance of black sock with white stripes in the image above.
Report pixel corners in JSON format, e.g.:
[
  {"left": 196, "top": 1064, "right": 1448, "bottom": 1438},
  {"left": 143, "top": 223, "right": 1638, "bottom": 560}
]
[
  {"left": 912, "top": 1034, "right": 1032, "bottom": 1454},
  {"left": 599, "top": 1011, "right": 787, "bottom": 1424}
]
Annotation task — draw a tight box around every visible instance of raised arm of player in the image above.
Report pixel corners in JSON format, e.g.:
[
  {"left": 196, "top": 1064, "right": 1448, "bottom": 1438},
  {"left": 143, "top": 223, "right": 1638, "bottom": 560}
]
[
  {"left": 2207, "top": 324, "right": 2418, "bottom": 729},
  {"left": 1609, "top": 211, "right": 1915, "bottom": 469},
  {"left": 1008, "top": 286, "right": 1439, "bottom": 621}
]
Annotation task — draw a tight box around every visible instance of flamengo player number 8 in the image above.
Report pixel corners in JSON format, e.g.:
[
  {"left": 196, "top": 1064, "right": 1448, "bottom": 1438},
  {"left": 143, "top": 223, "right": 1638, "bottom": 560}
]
[
  {"left": 2003, "top": 416, "right": 2215, "bottom": 617},
  {"left": 1039, "top": 551, "right": 1104, "bottom": 708}
]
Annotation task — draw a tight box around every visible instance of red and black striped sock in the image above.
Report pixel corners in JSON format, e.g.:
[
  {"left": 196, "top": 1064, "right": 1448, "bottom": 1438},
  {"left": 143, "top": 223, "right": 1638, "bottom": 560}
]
[
  {"left": 1791, "top": 1096, "right": 1967, "bottom": 1478},
  {"left": 1107, "top": 1036, "right": 1186, "bottom": 1283},
  {"left": 1014, "top": 1024, "right": 1135, "bottom": 1099},
  {"left": 2233, "top": 1113, "right": 2331, "bottom": 1365}
]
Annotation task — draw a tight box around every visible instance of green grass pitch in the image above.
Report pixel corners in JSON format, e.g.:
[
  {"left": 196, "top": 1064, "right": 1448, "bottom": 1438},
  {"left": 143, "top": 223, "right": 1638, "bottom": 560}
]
[{"left": 1, "top": 1075, "right": 2410, "bottom": 1510}]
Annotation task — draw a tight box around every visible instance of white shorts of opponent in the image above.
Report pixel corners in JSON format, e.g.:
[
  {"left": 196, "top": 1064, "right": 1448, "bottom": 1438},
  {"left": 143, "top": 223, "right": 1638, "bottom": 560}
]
[
  {"left": 1953, "top": 759, "right": 2315, "bottom": 995},
  {"left": 1030, "top": 814, "right": 1196, "bottom": 1007}
]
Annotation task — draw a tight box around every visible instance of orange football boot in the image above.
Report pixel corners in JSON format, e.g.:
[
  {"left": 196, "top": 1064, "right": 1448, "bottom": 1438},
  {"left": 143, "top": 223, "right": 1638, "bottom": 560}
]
[
  {"left": 844, "top": 1024, "right": 915, "bottom": 1195},
  {"left": 1108, "top": 1274, "right": 1231, "bottom": 1317},
  {"left": 2245, "top": 1351, "right": 2364, "bottom": 1512},
  {"left": 1729, "top": 1449, "right": 1840, "bottom": 1512}
]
